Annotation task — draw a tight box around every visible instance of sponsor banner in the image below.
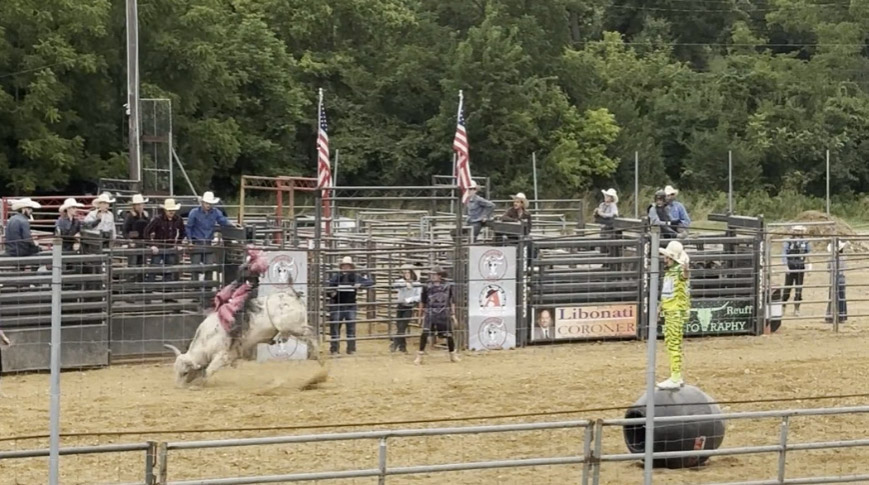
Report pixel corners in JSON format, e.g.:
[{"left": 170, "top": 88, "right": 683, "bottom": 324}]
[
  {"left": 657, "top": 299, "right": 755, "bottom": 336},
  {"left": 255, "top": 339, "right": 308, "bottom": 362},
  {"left": 259, "top": 251, "right": 308, "bottom": 298},
  {"left": 468, "top": 246, "right": 516, "bottom": 351},
  {"left": 549, "top": 304, "right": 638, "bottom": 340}
]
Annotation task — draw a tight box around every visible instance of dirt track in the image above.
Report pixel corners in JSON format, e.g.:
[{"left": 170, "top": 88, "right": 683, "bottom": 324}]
[{"left": 1, "top": 318, "right": 868, "bottom": 484}]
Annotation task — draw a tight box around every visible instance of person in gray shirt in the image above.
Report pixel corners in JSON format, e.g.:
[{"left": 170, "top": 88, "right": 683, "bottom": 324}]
[{"left": 466, "top": 181, "right": 494, "bottom": 240}]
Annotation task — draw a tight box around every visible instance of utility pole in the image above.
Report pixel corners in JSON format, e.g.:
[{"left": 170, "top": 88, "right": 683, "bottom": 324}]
[{"left": 126, "top": 0, "right": 142, "bottom": 184}]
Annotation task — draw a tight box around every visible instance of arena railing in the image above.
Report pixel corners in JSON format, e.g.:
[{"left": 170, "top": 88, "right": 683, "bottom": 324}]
[{"left": 0, "top": 441, "right": 157, "bottom": 485}]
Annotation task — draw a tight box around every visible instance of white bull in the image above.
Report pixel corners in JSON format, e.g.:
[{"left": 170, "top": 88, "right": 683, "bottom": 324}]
[{"left": 164, "top": 288, "right": 317, "bottom": 387}]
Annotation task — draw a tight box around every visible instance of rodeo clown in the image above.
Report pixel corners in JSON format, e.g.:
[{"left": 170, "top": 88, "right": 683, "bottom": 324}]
[{"left": 657, "top": 240, "right": 691, "bottom": 390}]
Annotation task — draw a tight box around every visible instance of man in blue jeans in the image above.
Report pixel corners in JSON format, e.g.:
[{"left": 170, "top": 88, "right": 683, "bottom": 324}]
[
  {"left": 186, "top": 191, "right": 238, "bottom": 302},
  {"left": 327, "top": 256, "right": 374, "bottom": 355}
]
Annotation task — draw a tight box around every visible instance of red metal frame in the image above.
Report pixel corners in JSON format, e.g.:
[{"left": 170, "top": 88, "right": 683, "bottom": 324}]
[{"left": 238, "top": 175, "right": 330, "bottom": 244}]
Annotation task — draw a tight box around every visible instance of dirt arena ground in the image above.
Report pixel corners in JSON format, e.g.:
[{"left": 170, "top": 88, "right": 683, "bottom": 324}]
[{"left": 1, "top": 320, "right": 869, "bottom": 485}]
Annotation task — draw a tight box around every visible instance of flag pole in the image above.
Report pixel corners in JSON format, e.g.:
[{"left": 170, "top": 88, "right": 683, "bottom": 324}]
[
  {"left": 318, "top": 88, "right": 332, "bottom": 236},
  {"left": 456, "top": 90, "right": 464, "bottom": 199}
]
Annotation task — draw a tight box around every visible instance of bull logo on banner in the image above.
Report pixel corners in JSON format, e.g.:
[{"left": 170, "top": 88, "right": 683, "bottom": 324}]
[
  {"left": 479, "top": 249, "right": 508, "bottom": 281},
  {"left": 478, "top": 317, "right": 508, "bottom": 349},
  {"left": 692, "top": 302, "right": 730, "bottom": 332},
  {"left": 269, "top": 254, "right": 299, "bottom": 289},
  {"left": 479, "top": 284, "right": 507, "bottom": 308}
]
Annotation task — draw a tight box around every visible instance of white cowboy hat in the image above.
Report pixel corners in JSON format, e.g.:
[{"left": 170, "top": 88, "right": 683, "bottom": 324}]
[
  {"left": 792, "top": 225, "right": 807, "bottom": 233},
  {"left": 200, "top": 191, "right": 220, "bottom": 204},
  {"left": 162, "top": 198, "right": 181, "bottom": 211},
  {"left": 92, "top": 192, "right": 116, "bottom": 206},
  {"left": 11, "top": 198, "right": 41, "bottom": 211},
  {"left": 339, "top": 256, "right": 355, "bottom": 268},
  {"left": 58, "top": 198, "right": 85, "bottom": 212},
  {"left": 130, "top": 194, "right": 149, "bottom": 204},
  {"left": 659, "top": 240, "right": 689, "bottom": 265},
  {"left": 827, "top": 240, "right": 849, "bottom": 253},
  {"left": 511, "top": 192, "right": 528, "bottom": 204},
  {"left": 664, "top": 185, "right": 679, "bottom": 196},
  {"left": 601, "top": 188, "right": 619, "bottom": 204}
]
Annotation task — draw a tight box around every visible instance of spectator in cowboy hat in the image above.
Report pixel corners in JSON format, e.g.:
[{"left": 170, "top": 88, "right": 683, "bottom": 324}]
[
  {"left": 664, "top": 185, "right": 691, "bottom": 236},
  {"left": 782, "top": 225, "right": 810, "bottom": 317},
  {"left": 122, "top": 194, "right": 151, "bottom": 281},
  {"left": 648, "top": 190, "right": 677, "bottom": 239},
  {"left": 466, "top": 181, "right": 495, "bottom": 241},
  {"left": 825, "top": 240, "right": 849, "bottom": 323},
  {"left": 186, "top": 191, "right": 238, "bottom": 285},
  {"left": 657, "top": 240, "right": 691, "bottom": 390},
  {"left": 327, "top": 256, "right": 374, "bottom": 355},
  {"left": 55, "top": 198, "right": 85, "bottom": 253},
  {"left": 5, "top": 198, "right": 42, "bottom": 257},
  {"left": 415, "top": 265, "right": 460, "bottom": 365},
  {"left": 594, "top": 188, "right": 619, "bottom": 230},
  {"left": 500, "top": 192, "right": 532, "bottom": 238},
  {"left": 83, "top": 192, "right": 117, "bottom": 242},
  {"left": 143, "top": 198, "right": 186, "bottom": 287},
  {"left": 390, "top": 264, "right": 422, "bottom": 353}
]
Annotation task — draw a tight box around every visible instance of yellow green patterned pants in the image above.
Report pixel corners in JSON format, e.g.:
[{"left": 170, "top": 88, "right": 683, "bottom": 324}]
[{"left": 663, "top": 309, "right": 687, "bottom": 380}]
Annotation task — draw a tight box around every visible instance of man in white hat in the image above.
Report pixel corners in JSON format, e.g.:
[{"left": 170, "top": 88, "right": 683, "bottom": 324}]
[
  {"left": 326, "top": 256, "right": 374, "bottom": 355},
  {"left": 657, "top": 240, "right": 691, "bottom": 390},
  {"left": 122, "top": 194, "right": 151, "bottom": 279},
  {"left": 501, "top": 192, "right": 532, "bottom": 238},
  {"left": 594, "top": 188, "right": 620, "bottom": 229},
  {"left": 186, "top": 191, "right": 237, "bottom": 283},
  {"left": 4, "top": 198, "right": 42, "bottom": 257},
  {"left": 83, "top": 192, "right": 117, "bottom": 242},
  {"left": 55, "top": 198, "right": 85, "bottom": 253},
  {"left": 664, "top": 185, "right": 691, "bottom": 236},
  {"left": 466, "top": 181, "right": 495, "bottom": 240},
  {"left": 782, "top": 225, "right": 810, "bottom": 316},
  {"left": 143, "top": 198, "right": 187, "bottom": 287}
]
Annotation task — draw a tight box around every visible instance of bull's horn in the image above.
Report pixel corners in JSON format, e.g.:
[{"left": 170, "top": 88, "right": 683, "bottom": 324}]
[{"left": 163, "top": 344, "right": 183, "bottom": 356}]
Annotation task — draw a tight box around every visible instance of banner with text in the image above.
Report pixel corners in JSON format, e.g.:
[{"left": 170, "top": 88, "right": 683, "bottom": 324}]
[
  {"left": 547, "top": 304, "right": 638, "bottom": 341},
  {"left": 657, "top": 299, "right": 756, "bottom": 337},
  {"left": 468, "top": 246, "right": 517, "bottom": 350}
]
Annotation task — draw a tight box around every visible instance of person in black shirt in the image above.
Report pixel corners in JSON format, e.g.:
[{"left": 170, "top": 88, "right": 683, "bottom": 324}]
[
  {"left": 327, "top": 256, "right": 374, "bottom": 355},
  {"left": 55, "top": 198, "right": 84, "bottom": 253},
  {"left": 122, "top": 194, "right": 150, "bottom": 281},
  {"left": 414, "top": 265, "right": 461, "bottom": 365}
]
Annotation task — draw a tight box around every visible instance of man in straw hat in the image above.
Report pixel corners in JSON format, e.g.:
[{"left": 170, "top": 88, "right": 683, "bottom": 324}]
[
  {"left": 391, "top": 264, "right": 422, "bottom": 353},
  {"left": 782, "top": 225, "right": 810, "bottom": 317},
  {"left": 143, "top": 198, "right": 186, "bottom": 286},
  {"left": 657, "top": 240, "right": 691, "bottom": 390},
  {"left": 56, "top": 198, "right": 85, "bottom": 253},
  {"left": 415, "top": 265, "right": 461, "bottom": 364},
  {"left": 5, "top": 198, "right": 42, "bottom": 257},
  {"left": 327, "top": 256, "right": 374, "bottom": 355},
  {"left": 501, "top": 192, "right": 532, "bottom": 237},
  {"left": 466, "top": 181, "right": 495, "bottom": 241},
  {"left": 83, "top": 192, "right": 117, "bottom": 242},
  {"left": 664, "top": 185, "right": 691, "bottom": 237},
  {"left": 187, "top": 191, "right": 237, "bottom": 285}
]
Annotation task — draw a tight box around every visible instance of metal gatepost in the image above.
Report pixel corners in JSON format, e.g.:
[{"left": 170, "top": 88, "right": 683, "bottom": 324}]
[{"left": 378, "top": 438, "right": 388, "bottom": 484}]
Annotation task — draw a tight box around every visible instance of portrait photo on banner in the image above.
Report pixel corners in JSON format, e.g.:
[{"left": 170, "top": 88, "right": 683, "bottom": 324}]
[{"left": 531, "top": 307, "right": 555, "bottom": 341}]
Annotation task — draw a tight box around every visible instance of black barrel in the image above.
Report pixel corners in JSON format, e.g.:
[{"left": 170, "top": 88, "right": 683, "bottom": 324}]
[{"left": 623, "top": 385, "right": 725, "bottom": 469}]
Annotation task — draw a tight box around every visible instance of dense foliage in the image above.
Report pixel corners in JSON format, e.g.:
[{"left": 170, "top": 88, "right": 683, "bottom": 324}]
[{"left": 1, "top": 0, "right": 867, "bottom": 200}]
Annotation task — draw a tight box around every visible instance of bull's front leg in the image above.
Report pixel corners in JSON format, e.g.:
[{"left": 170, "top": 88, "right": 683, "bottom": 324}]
[{"left": 205, "top": 350, "right": 234, "bottom": 378}]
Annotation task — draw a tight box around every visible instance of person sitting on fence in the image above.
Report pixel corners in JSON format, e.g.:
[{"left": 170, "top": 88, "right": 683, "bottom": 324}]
[
  {"left": 143, "top": 198, "right": 187, "bottom": 292},
  {"left": 594, "top": 188, "right": 619, "bottom": 232},
  {"left": 782, "top": 225, "right": 810, "bottom": 317},
  {"left": 664, "top": 185, "right": 691, "bottom": 237},
  {"left": 466, "top": 181, "right": 495, "bottom": 241},
  {"left": 83, "top": 192, "right": 117, "bottom": 246},
  {"left": 825, "top": 240, "right": 848, "bottom": 324},
  {"left": 186, "top": 191, "right": 237, "bottom": 288},
  {"left": 55, "top": 198, "right": 85, "bottom": 253},
  {"left": 5, "top": 198, "right": 42, "bottom": 257},
  {"left": 657, "top": 240, "right": 691, "bottom": 390},
  {"left": 327, "top": 256, "right": 374, "bottom": 356},
  {"left": 648, "top": 190, "right": 678, "bottom": 239},
  {"left": 390, "top": 265, "right": 422, "bottom": 353},
  {"left": 500, "top": 192, "right": 532, "bottom": 240},
  {"left": 415, "top": 265, "right": 461, "bottom": 365},
  {"left": 122, "top": 194, "right": 151, "bottom": 282}
]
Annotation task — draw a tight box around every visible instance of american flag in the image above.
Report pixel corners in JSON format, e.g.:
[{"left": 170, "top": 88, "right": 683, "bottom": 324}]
[
  {"left": 453, "top": 91, "right": 473, "bottom": 204},
  {"left": 316, "top": 89, "right": 332, "bottom": 193}
]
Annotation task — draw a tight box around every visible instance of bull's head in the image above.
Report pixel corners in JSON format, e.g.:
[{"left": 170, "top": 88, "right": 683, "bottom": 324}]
[{"left": 164, "top": 344, "right": 206, "bottom": 387}]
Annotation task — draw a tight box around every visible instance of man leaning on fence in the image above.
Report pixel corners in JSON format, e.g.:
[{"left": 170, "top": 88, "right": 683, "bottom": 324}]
[
  {"left": 83, "top": 192, "right": 117, "bottom": 247},
  {"left": 56, "top": 198, "right": 85, "bottom": 253},
  {"left": 665, "top": 185, "right": 691, "bottom": 237},
  {"left": 466, "top": 181, "right": 495, "bottom": 241},
  {"left": 144, "top": 199, "right": 186, "bottom": 296},
  {"left": 122, "top": 194, "right": 151, "bottom": 280},
  {"left": 5, "top": 198, "right": 42, "bottom": 257},
  {"left": 186, "top": 191, "right": 236, "bottom": 289}
]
